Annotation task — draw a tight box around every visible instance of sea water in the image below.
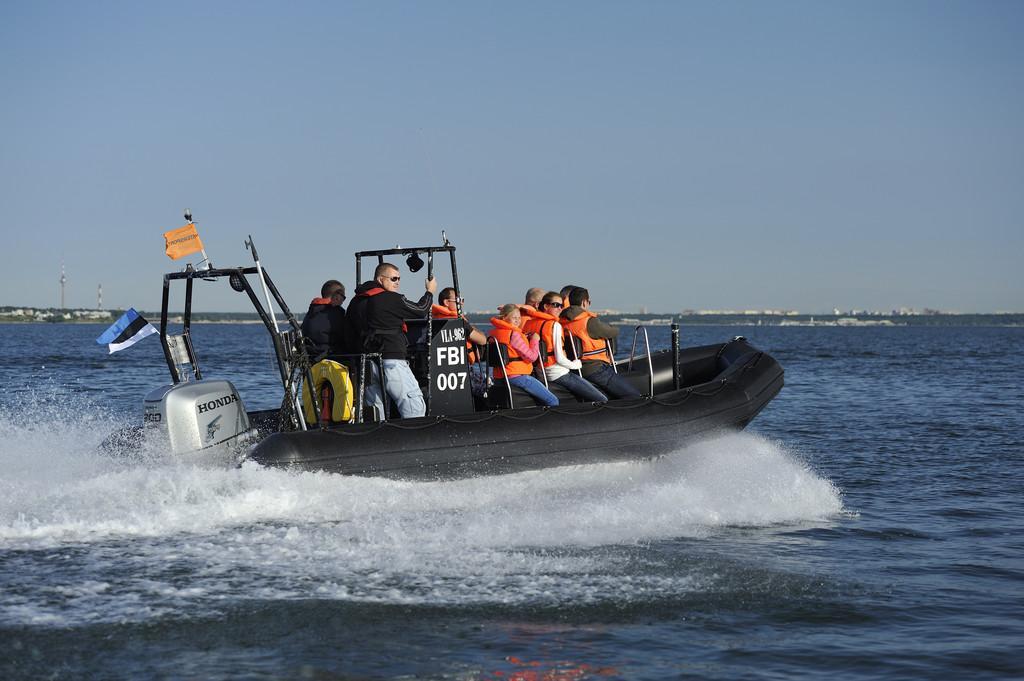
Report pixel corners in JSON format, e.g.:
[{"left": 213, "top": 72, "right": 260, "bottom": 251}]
[{"left": 0, "top": 323, "right": 1021, "bottom": 679}]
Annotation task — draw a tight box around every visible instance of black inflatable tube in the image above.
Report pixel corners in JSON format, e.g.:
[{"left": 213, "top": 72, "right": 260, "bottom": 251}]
[{"left": 247, "top": 338, "right": 784, "bottom": 480}]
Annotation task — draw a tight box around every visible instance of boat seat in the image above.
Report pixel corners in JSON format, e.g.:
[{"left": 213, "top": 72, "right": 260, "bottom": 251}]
[{"left": 488, "top": 378, "right": 582, "bottom": 410}]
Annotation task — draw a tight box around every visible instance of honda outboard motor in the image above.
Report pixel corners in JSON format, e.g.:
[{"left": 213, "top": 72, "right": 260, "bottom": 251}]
[{"left": 144, "top": 379, "right": 256, "bottom": 464}]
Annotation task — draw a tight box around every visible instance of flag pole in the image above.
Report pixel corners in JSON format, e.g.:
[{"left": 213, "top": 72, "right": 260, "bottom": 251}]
[{"left": 183, "top": 209, "right": 211, "bottom": 270}]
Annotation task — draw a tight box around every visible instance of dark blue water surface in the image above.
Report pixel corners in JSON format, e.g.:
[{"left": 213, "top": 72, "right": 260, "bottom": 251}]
[{"left": 1, "top": 323, "right": 1021, "bottom": 680}]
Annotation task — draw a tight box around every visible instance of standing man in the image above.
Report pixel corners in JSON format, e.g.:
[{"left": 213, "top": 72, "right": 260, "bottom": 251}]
[
  {"left": 364, "top": 262, "right": 436, "bottom": 418},
  {"left": 301, "top": 279, "right": 349, "bottom": 358},
  {"left": 560, "top": 287, "right": 642, "bottom": 399}
]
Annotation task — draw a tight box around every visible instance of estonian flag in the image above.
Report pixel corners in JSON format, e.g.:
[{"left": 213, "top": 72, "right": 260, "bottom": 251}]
[{"left": 96, "top": 308, "right": 158, "bottom": 354}]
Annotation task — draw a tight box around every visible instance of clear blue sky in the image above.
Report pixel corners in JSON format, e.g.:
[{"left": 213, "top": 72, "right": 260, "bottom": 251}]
[{"left": 2, "top": 1, "right": 1022, "bottom": 313}]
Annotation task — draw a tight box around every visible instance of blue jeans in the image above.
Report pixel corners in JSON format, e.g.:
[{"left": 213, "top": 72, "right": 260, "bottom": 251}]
[
  {"left": 365, "top": 359, "right": 427, "bottom": 419},
  {"left": 551, "top": 372, "right": 608, "bottom": 402},
  {"left": 585, "top": 364, "right": 643, "bottom": 399},
  {"left": 507, "top": 375, "right": 559, "bottom": 407}
]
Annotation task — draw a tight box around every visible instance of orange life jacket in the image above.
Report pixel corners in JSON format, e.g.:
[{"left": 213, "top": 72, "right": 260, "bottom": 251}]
[
  {"left": 431, "top": 304, "right": 457, "bottom": 318},
  {"left": 561, "top": 310, "right": 613, "bottom": 365},
  {"left": 521, "top": 309, "right": 559, "bottom": 368},
  {"left": 518, "top": 304, "right": 542, "bottom": 330},
  {"left": 488, "top": 317, "right": 535, "bottom": 378}
]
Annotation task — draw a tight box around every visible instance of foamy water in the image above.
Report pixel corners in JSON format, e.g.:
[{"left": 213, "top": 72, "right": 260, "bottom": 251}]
[
  {"left": 6, "top": 324, "right": 1021, "bottom": 680},
  {"left": 0, "top": 400, "right": 842, "bottom": 627}
]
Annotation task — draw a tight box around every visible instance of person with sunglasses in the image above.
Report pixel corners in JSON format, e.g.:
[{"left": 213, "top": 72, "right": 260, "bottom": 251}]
[
  {"left": 522, "top": 291, "right": 608, "bottom": 403},
  {"left": 361, "top": 262, "right": 437, "bottom": 419}
]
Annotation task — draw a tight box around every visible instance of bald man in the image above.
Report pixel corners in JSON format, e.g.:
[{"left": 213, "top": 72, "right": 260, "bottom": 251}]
[{"left": 518, "top": 287, "right": 546, "bottom": 329}]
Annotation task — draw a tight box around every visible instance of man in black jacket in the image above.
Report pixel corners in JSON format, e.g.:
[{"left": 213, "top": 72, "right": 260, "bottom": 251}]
[
  {"left": 300, "top": 279, "right": 349, "bottom": 359},
  {"left": 345, "top": 278, "right": 385, "bottom": 353},
  {"left": 363, "top": 262, "right": 436, "bottom": 418}
]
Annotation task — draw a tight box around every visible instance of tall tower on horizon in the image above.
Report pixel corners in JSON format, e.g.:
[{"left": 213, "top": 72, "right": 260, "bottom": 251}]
[
  {"left": 59, "top": 263, "right": 67, "bottom": 310},
  {"left": 97, "top": 284, "right": 103, "bottom": 310}
]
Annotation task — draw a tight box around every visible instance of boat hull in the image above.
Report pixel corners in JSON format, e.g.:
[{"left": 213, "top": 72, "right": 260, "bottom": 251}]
[{"left": 247, "top": 338, "right": 784, "bottom": 480}]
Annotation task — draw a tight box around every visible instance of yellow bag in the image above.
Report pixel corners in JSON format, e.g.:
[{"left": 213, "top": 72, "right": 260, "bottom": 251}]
[{"left": 302, "top": 360, "right": 354, "bottom": 425}]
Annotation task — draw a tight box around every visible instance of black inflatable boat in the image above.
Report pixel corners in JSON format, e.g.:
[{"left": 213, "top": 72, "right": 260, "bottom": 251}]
[
  {"left": 248, "top": 338, "right": 783, "bottom": 480},
  {"left": 135, "top": 228, "right": 783, "bottom": 480}
]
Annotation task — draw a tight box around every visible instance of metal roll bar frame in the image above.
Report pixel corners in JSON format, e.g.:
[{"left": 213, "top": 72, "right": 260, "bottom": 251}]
[
  {"left": 159, "top": 264, "right": 314, "bottom": 431},
  {"left": 353, "top": 236, "right": 461, "bottom": 414}
]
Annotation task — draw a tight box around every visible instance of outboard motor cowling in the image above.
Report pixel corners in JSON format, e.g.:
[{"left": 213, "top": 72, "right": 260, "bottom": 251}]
[{"left": 144, "top": 379, "right": 255, "bottom": 463}]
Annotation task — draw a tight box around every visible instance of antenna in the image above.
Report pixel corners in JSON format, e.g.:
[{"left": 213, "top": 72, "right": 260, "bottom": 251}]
[
  {"left": 181, "top": 208, "right": 211, "bottom": 270},
  {"left": 59, "top": 262, "right": 67, "bottom": 310}
]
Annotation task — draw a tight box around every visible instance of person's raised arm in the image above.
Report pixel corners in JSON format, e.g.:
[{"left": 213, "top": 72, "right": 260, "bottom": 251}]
[
  {"left": 467, "top": 325, "right": 487, "bottom": 346},
  {"left": 401, "top": 276, "right": 436, "bottom": 317}
]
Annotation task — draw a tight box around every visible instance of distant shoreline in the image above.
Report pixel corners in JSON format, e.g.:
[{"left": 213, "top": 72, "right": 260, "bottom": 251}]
[
  {"left": 3, "top": 314, "right": 1020, "bottom": 328},
  {"left": 0, "top": 318, "right": 265, "bottom": 325}
]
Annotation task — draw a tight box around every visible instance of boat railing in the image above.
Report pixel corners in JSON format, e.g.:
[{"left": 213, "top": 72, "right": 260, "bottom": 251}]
[
  {"left": 358, "top": 351, "right": 385, "bottom": 423},
  {"left": 627, "top": 326, "right": 655, "bottom": 397},
  {"left": 565, "top": 329, "right": 620, "bottom": 376},
  {"left": 280, "top": 328, "right": 315, "bottom": 429},
  {"left": 563, "top": 331, "right": 585, "bottom": 377},
  {"left": 486, "top": 338, "right": 515, "bottom": 407}
]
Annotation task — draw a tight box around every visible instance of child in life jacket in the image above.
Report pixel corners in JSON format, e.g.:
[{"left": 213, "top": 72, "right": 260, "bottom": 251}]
[{"left": 488, "top": 304, "right": 559, "bottom": 407}]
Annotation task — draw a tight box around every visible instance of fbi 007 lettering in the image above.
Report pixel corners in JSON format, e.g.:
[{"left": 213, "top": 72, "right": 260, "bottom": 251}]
[
  {"left": 197, "top": 394, "right": 239, "bottom": 414},
  {"left": 434, "top": 337, "right": 468, "bottom": 393}
]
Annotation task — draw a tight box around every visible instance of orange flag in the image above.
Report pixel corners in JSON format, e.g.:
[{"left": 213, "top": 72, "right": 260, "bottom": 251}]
[{"left": 163, "top": 224, "right": 204, "bottom": 260}]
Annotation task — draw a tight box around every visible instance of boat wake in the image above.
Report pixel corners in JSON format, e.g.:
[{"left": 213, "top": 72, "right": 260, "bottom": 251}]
[{"left": 0, "top": 393, "right": 843, "bottom": 625}]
